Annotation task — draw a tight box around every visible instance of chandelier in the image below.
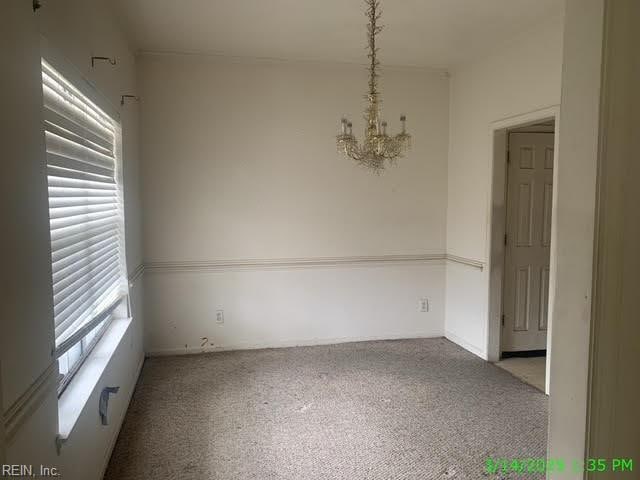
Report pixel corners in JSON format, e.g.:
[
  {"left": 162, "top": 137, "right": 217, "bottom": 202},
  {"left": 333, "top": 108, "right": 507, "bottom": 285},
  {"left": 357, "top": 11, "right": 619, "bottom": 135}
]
[{"left": 336, "top": 0, "right": 411, "bottom": 172}]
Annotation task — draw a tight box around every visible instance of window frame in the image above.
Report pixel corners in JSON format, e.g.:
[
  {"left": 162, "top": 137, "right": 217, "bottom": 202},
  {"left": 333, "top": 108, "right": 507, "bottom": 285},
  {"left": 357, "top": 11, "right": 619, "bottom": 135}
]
[{"left": 40, "top": 50, "right": 130, "bottom": 396}]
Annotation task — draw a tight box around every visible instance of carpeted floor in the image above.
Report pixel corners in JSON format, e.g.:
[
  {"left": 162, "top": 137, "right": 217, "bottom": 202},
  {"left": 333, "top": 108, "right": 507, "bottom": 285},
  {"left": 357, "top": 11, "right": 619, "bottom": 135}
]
[{"left": 104, "top": 338, "right": 547, "bottom": 479}]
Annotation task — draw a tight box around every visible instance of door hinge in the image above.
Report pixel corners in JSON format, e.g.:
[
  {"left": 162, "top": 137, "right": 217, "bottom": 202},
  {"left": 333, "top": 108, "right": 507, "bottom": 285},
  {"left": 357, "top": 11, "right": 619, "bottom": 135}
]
[
  {"left": 501, "top": 314, "right": 505, "bottom": 326},
  {"left": 506, "top": 150, "right": 511, "bottom": 164},
  {"left": 504, "top": 233, "right": 508, "bottom": 246}
]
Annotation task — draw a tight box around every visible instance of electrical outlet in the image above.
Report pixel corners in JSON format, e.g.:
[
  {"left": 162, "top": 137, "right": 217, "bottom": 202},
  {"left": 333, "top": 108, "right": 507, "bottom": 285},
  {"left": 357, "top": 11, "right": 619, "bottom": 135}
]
[
  {"left": 216, "top": 310, "right": 224, "bottom": 324},
  {"left": 419, "top": 298, "right": 429, "bottom": 312}
]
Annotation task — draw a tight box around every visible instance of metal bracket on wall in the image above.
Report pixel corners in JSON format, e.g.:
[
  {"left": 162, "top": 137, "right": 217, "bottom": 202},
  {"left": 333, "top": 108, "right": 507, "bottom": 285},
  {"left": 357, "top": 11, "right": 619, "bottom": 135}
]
[
  {"left": 120, "top": 95, "right": 139, "bottom": 106},
  {"left": 33, "top": 0, "right": 42, "bottom": 11},
  {"left": 91, "top": 56, "right": 117, "bottom": 68},
  {"left": 99, "top": 386, "right": 120, "bottom": 426}
]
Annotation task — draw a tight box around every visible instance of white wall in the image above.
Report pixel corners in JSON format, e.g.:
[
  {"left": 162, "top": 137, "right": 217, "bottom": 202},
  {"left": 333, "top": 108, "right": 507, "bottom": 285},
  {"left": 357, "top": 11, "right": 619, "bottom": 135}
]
[
  {"left": 547, "top": 0, "right": 604, "bottom": 474},
  {"left": 139, "top": 54, "right": 450, "bottom": 353},
  {"left": 1, "top": 3, "right": 59, "bottom": 470},
  {"left": 1, "top": 0, "right": 56, "bottom": 417},
  {"left": 1, "top": 1, "right": 143, "bottom": 479},
  {"left": 146, "top": 264, "right": 445, "bottom": 354},
  {"left": 444, "top": 16, "right": 565, "bottom": 358}
]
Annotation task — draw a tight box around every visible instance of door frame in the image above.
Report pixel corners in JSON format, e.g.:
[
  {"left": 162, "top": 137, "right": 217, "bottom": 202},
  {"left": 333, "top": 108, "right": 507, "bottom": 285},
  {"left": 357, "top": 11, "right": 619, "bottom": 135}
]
[{"left": 486, "top": 105, "right": 560, "bottom": 395}]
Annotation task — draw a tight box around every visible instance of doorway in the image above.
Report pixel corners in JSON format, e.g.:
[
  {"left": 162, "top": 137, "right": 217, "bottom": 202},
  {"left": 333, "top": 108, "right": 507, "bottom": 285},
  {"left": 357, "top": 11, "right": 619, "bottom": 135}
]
[{"left": 486, "top": 107, "right": 559, "bottom": 395}]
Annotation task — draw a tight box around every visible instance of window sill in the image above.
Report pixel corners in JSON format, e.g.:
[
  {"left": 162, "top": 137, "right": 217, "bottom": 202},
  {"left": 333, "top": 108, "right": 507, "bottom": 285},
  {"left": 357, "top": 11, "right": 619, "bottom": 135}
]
[{"left": 57, "top": 317, "right": 132, "bottom": 447}]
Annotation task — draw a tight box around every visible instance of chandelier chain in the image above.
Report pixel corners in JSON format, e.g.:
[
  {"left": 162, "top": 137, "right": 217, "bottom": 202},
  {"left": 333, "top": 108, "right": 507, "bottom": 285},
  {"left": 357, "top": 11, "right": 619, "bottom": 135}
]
[{"left": 366, "top": 0, "right": 382, "bottom": 97}]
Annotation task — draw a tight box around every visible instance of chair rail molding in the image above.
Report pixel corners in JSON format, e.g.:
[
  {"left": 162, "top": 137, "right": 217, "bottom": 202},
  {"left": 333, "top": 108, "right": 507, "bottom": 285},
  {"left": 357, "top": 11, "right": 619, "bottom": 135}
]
[
  {"left": 2, "top": 362, "right": 57, "bottom": 443},
  {"left": 141, "top": 254, "right": 486, "bottom": 274},
  {"left": 127, "top": 263, "right": 145, "bottom": 286},
  {"left": 143, "top": 253, "right": 449, "bottom": 273},
  {"left": 445, "top": 254, "right": 485, "bottom": 271}
]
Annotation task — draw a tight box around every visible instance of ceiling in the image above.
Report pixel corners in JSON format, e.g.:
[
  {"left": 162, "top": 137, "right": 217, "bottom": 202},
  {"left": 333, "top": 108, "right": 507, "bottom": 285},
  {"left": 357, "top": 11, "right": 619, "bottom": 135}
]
[{"left": 114, "top": 0, "right": 564, "bottom": 68}]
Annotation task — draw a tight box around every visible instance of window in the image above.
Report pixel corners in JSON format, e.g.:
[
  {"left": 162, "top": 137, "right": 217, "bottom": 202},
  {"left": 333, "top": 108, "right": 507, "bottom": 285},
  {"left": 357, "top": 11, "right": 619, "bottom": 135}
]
[{"left": 41, "top": 59, "right": 128, "bottom": 394}]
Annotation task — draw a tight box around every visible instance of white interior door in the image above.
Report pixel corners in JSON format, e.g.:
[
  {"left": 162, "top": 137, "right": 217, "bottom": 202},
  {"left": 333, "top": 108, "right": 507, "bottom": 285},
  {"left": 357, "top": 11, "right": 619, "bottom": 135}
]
[{"left": 502, "top": 132, "right": 554, "bottom": 352}]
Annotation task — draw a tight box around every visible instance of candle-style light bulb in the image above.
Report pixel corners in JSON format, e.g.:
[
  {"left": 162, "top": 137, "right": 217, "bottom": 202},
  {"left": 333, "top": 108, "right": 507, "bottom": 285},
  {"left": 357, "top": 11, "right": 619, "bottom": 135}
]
[
  {"left": 341, "top": 118, "right": 347, "bottom": 135},
  {"left": 381, "top": 121, "right": 388, "bottom": 136},
  {"left": 347, "top": 122, "right": 353, "bottom": 136},
  {"left": 400, "top": 115, "right": 407, "bottom": 134}
]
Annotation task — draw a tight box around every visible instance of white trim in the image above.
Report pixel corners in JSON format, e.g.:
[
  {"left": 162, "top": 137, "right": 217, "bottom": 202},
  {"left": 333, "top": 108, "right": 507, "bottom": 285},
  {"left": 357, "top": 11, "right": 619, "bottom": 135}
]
[
  {"left": 127, "top": 263, "right": 144, "bottom": 285},
  {"left": 485, "top": 105, "right": 560, "bottom": 397},
  {"left": 138, "top": 50, "right": 448, "bottom": 75},
  {"left": 3, "top": 362, "right": 58, "bottom": 444},
  {"left": 445, "top": 254, "right": 484, "bottom": 270},
  {"left": 139, "top": 254, "right": 484, "bottom": 275},
  {"left": 147, "top": 333, "right": 444, "bottom": 357},
  {"left": 138, "top": 253, "right": 486, "bottom": 276},
  {"left": 444, "top": 331, "right": 487, "bottom": 360},
  {"left": 488, "top": 105, "right": 560, "bottom": 132},
  {"left": 144, "top": 254, "right": 447, "bottom": 273}
]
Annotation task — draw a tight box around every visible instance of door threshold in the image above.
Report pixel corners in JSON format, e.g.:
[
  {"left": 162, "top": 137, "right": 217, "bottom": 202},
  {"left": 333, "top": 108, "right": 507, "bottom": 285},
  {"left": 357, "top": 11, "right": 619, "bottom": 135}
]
[{"left": 501, "top": 349, "right": 547, "bottom": 359}]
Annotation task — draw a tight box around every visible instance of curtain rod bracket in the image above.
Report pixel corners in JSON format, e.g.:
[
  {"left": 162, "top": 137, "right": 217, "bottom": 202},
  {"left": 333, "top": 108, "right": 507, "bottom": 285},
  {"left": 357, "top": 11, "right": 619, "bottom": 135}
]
[
  {"left": 33, "top": 0, "right": 42, "bottom": 11},
  {"left": 91, "top": 56, "right": 117, "bottom": 68},
  {"left": 120, "top": 95, "right": 139, "bottom": 106}
]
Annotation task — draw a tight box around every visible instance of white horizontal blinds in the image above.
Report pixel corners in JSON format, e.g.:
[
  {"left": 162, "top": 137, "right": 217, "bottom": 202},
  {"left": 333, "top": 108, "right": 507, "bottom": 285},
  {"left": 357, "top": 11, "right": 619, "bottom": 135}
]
[{"left": 42, "top": 60, "right": 126, "bottom": 349}]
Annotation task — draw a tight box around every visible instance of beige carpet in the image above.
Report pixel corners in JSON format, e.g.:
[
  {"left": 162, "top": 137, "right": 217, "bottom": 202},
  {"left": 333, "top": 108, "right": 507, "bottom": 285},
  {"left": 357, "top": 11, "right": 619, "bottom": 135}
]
[{"left": 105, "top": 338, "right": 547, "bottom": 479}]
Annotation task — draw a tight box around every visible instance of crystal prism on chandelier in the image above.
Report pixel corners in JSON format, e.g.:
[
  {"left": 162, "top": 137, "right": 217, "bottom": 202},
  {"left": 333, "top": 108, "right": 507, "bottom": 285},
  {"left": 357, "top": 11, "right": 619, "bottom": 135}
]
[{"left": 336, "top": 0, "right": 411, "bottom": 172}]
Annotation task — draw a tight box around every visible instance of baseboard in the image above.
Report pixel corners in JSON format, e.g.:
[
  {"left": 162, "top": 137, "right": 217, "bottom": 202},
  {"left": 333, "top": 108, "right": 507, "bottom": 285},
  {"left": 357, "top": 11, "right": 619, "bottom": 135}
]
[
  {"left": 146, "top": 333, "right": 445, "bottom": 357},
  {"left": 444, "top": 331, "right": 487, "bottom": 360},
  {"left": 98, "top": 355, "right": 145, "bottom": 480}
]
